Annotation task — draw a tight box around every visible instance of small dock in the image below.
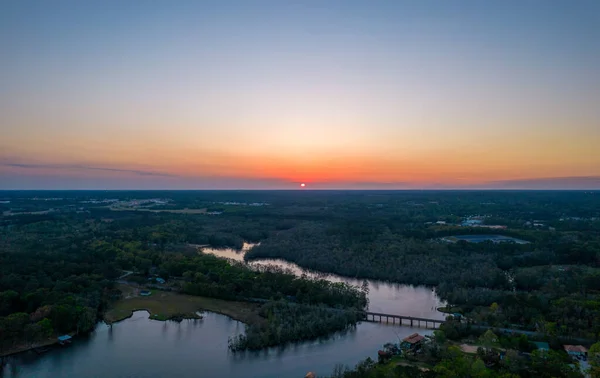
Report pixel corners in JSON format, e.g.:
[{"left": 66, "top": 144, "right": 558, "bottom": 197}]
[
  {"left": 362, "top": 312, "right": 445, "bottom": 329},
  {"left": 58, "top": 335, "right": 72, "bottom": 346}
]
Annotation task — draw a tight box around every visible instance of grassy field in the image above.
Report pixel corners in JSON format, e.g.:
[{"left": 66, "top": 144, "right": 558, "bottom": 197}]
[{"left": 104, "top": 287, "right": 264, "bottom": 325}]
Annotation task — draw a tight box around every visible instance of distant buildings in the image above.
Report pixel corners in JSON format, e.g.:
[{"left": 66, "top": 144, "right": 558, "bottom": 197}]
[
  {"left": 462, "top": 219, "right": 483, "bottom": 226},
  {"left": 215, "top": 202, "right": 269, "bottom": 206},
  {"left": 461, "top": 217, "right": 506, "bottom": 229}
]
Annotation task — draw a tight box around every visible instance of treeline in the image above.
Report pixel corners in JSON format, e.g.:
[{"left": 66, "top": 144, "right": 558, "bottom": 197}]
[
  {"left": 228, "top": 301, "right": 361, "bottom": 351},
  {"left": 245, "top": 222, "right": 511, "bottom": 288}
]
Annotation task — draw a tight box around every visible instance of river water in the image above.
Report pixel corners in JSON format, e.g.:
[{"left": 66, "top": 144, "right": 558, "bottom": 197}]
[
  {"left": 203, "top": 243, "right": 446, "bottom": 318},
  {"left": 2, "top": 244, "right": 445, "bottom": 378}
]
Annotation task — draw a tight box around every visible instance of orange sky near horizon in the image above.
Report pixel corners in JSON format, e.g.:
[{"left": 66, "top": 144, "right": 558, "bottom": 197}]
[
  {"left": 1, "top": 1, "right": 600, "bottom": 189},
  {"left": 3, "top": 121, "right": 599, "bottom": 186}
]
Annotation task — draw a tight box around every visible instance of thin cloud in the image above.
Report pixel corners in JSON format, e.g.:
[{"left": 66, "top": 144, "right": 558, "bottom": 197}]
[
  {"left": 476, "top": 176, "right": 600, "bottom": 190},
  {"left": 2, "top": 162, "right": 176, "bottom": 177}
]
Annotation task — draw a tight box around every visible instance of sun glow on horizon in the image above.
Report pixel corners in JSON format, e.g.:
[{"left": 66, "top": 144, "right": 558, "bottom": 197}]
[{"left": 1, "top": 1, "right": 600, "bottom": 189}]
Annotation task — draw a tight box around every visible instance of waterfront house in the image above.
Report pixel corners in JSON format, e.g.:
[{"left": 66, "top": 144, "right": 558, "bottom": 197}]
[
  {"left": 156, "top": 277, "right": 166, "bottom": 284},
  {"left": 401, "top": 333, "right": 424, "bottom": 350},
  {"left": 140, "top": 290, "right": 152, "bottom": 296},
  {"left": 563, "top": 345, "right": 588, "bottom": 358}
]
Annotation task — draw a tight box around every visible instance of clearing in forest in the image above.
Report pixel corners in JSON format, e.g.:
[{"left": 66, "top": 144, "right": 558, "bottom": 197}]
[{"left": 105, "top": 287, "right": 263, "bottom": 325}]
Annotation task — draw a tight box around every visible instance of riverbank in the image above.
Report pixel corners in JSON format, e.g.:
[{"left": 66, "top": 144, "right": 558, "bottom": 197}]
[
  {"left": 0, "top": 338, "right": 58, "bottom": 358},
  {"left": 104, "top": 288, "right": 264, "bottom": 326}
]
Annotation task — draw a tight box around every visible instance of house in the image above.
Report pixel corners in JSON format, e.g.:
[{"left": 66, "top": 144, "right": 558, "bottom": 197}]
[
  {"left": 140, "top": 290, "right": 152, "bottom": 296},
  {"left": 58, "top": 335, "right": 72, "bottom": 345},
  {"left": 563, "top": 345, "right": 588, "bottom": 357},
  {"left": 401, "top": 333, "right": 425, "bottom": 350},
  {"left": 156, "top": 277, "right": 166, "bottom": 284}
]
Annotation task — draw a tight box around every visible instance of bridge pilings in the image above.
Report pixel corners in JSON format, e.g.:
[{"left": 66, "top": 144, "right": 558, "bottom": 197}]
[{"left": 361, "top": 311, "right": 444, "bottom": 329}]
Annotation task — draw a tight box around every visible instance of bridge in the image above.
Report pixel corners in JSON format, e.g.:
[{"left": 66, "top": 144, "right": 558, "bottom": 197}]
[{"left": 362, "top": 311, "right": 445, "bottom": 329}]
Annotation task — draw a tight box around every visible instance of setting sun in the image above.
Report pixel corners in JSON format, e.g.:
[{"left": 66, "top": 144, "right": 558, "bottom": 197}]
[{"left": 300, "top": 183, "right": 306, "bottom": 188}]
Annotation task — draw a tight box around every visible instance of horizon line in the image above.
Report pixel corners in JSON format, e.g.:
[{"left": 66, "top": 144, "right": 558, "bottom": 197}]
[{"left": 1, "top": 188, "right": 599, "bottom": 192}]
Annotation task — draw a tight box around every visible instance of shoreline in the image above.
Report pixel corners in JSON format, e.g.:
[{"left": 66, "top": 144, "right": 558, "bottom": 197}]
[
  {"left": 105, "top": 307, "right": 203, "bottom": 324},
  {"left": 104, "top": 288, "right": 264, "bottom": 327},
  {"left": 0, "top": 333, "right": 74, "bottom": 358}
]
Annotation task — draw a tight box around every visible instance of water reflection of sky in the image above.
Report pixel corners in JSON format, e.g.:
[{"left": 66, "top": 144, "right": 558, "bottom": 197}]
[
  {"left": 3, "top": 311, "right": 435, "bottom": 378},
  {"left": 201, "top": 244, "right": 446, "bottom": 319}
]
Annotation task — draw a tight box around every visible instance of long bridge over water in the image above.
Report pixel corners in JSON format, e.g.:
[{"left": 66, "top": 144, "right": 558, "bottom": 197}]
[{"left": 361, "top": 311, "right": 445, "bottom": 329}]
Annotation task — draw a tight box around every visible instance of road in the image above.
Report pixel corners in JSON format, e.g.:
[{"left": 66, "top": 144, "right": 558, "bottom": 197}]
[{"left": 117, "top": 270, "right": 135, "bottom": 280}]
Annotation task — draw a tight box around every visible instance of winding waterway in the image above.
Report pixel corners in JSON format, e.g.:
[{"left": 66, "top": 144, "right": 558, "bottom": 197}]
[
  {"left": 3, "top": 244, "right": 445, "bottom": 377},
  {"left": 203, "top": 243, "right": 446, "bottom": 318}
]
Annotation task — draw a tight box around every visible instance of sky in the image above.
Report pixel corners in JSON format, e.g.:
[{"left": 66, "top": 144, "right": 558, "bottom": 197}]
[{"left": 1, "top": 0, "right": 599, "bottom": 190}]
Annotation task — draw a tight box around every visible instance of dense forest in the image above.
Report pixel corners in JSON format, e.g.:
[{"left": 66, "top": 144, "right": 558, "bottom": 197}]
[
  {"left": 1, "top": 190, "right": 599, "bottom": 357},
  {"left": 228, "top": 301, "right": 361, "bottom": 351},
  {"left": 0, "top": 192, "right": 368, "bottom": 353}
]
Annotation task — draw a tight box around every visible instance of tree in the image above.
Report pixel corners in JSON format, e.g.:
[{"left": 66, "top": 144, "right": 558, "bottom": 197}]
[
  {"left": 4, "top": 312, "right": 30, "bottom": 345},
  {"left": 76, "top": 307, "right": 96, "bottom": 334},
  {"left": 434, "top": 347, "right": 473, "bottom": 377},
  {"left": 30, "top": 305, "right": 52, "bottom": 323},
  {"left": 433, "top": 330, "right": 447, "bottom": 344},
  {"left": 490, "top": 302, "right": 499, "bottom": 313},
  {"left": 530, "top": 350, "right": 581, "bottom": 378},
  {"left": 479, "top": 330, "right": 498, "bottom": 350},
  {"left": 0, "top": 290, "right": 19, "bottom": 316},
  {"left": 589, "top": 342, "right": 600, "bottom": 378},
  {"left": 502, "top": 349, "right": 527, "bottom": 375},
  {"left": 24, "top": 323, "right": 42, "bottom": 347},
  {"left": 38, "top": 318, "right": 54, "bottom": 338},
  {"left": 471, "top": 359, "right": 487, "bottom": 376}
]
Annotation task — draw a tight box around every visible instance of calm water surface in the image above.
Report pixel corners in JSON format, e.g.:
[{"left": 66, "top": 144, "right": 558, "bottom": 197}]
[
  {"left": 3, "top": 243, "right": 444, "bottom": 377},
  {"left": 203, "top": 243, "right": 445, "bottom": 319},
  {"left": 4, "top": 311, "right": 433, "bottom": 378}
]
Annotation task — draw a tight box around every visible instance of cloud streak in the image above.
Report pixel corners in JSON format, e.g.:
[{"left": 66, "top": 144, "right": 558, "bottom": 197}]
[
  {"left": 2, "top": 158, "right": 600, "bottom": 189},
  {"left": 475, "top": 176, "right": 600, "bottom": 190},
  {"left": 2, "top": 162, "right": 176, "bottom": 177}
]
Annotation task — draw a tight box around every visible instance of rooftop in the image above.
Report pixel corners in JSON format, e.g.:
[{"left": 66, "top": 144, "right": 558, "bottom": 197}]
[
  {"left": 564, "top": 345, "right": 588, "bottom": 353},
  {"left": 403, "top": 333, "right": 425, "bottom": 344}
]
